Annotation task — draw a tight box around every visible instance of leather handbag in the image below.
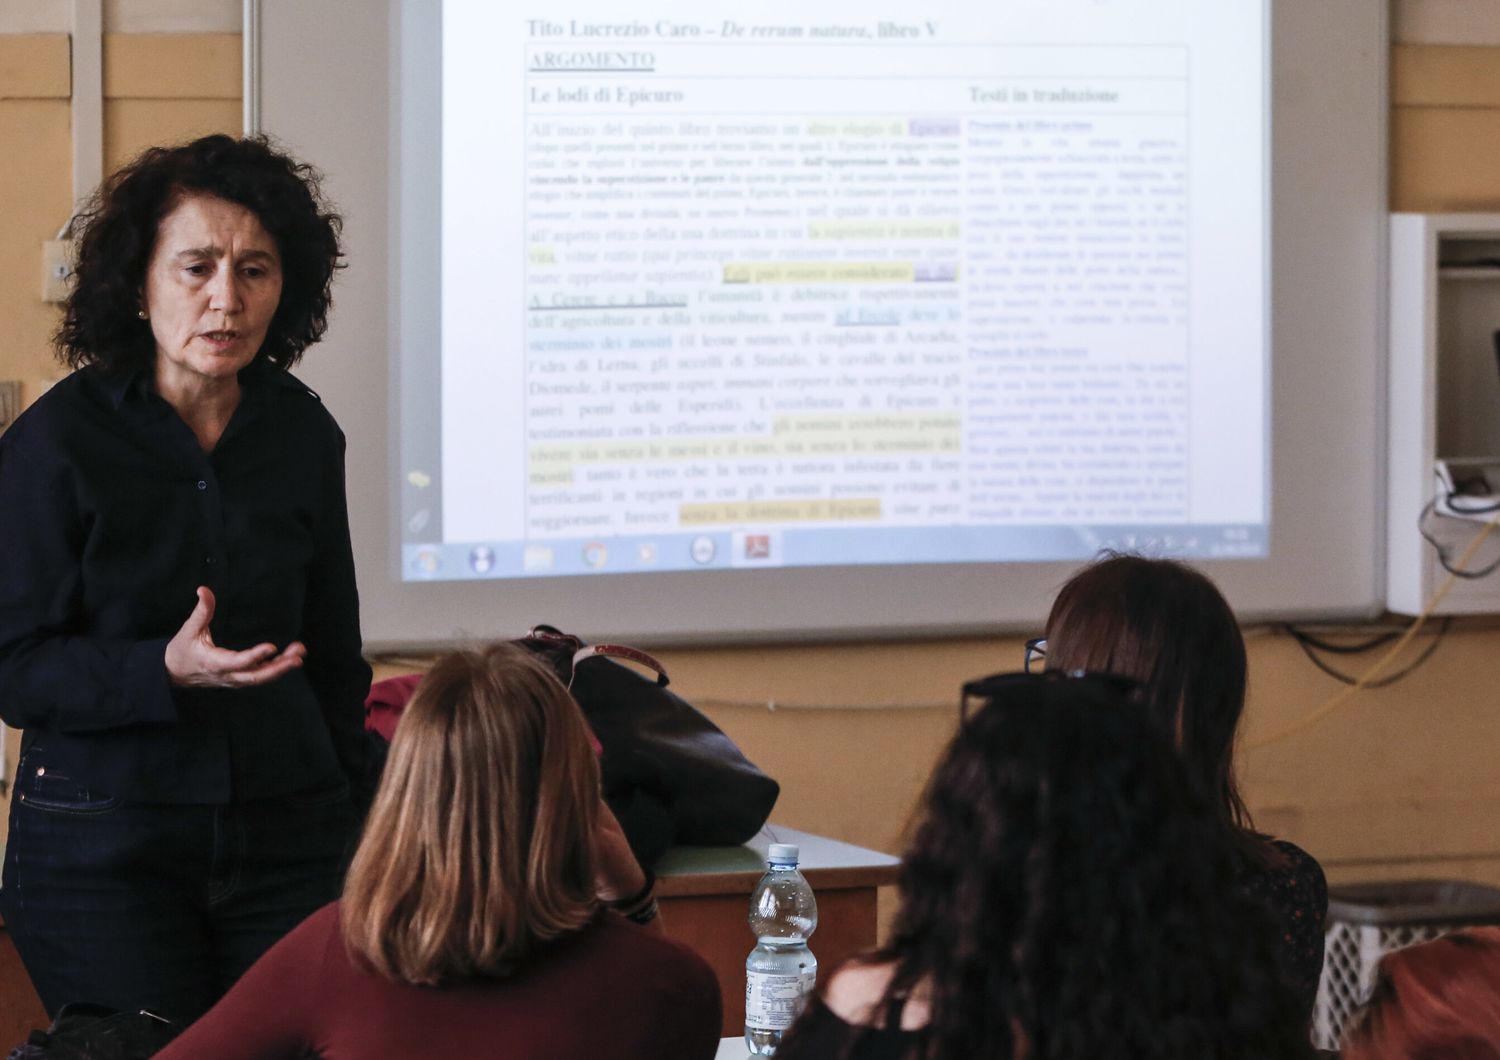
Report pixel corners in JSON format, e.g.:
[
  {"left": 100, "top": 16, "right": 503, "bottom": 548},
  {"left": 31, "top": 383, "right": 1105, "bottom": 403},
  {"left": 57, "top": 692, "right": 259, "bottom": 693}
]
[
  {"left": 5, "top": 1002, "right": 179, "bottom": 1060},
  {"left": 516, "top": 626, "right": 780, "bottom": 866},
  {"left": 364, "top": 626, "right": 780, "bottom": 867}
]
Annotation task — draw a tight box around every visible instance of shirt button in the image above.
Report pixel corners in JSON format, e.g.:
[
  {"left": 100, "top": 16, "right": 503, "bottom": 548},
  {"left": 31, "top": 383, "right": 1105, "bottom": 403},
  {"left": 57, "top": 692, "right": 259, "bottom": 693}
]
[{"left": 197, "top": 480, "right": 208, "bottom": 491}]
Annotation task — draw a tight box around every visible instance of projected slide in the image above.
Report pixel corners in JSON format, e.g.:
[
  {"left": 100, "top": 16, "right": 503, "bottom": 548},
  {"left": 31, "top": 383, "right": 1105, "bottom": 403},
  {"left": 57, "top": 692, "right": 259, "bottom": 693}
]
[{"left": 400, "top": 0, "right": 1267, "bottom": 581}]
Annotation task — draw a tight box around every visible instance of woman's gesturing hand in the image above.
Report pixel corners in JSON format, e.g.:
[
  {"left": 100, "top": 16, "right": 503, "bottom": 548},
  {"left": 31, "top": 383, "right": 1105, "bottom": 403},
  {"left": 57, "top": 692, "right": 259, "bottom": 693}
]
[{"left": 164, "top": 586, "right": 307, "bottom": 688}]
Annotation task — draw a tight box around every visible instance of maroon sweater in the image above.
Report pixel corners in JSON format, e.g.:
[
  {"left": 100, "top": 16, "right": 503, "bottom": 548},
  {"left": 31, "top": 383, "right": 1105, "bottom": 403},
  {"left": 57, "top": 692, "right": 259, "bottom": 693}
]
[{"left": 156, "top": 903, "right": 722, "bottom": 1060}]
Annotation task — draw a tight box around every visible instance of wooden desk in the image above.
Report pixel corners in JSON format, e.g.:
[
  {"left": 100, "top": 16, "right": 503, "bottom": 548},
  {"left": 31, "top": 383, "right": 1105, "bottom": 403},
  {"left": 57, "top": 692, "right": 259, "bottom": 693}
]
[
  {"left": 0, "top": 827, "right": 901, "bottom": 1045},
  {"left": 0, "top": 911, "right": 47, "bottom": 1049},
  {"left": 657, "top": 826, "right": 900, "bottom": 1038}
]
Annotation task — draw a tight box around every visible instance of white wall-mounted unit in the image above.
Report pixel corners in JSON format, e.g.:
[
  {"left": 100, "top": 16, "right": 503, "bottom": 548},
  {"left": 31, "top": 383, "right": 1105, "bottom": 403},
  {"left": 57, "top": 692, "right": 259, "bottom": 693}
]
[{"left": 1388, "top": 212, "right": 1500, "bottom": 614}]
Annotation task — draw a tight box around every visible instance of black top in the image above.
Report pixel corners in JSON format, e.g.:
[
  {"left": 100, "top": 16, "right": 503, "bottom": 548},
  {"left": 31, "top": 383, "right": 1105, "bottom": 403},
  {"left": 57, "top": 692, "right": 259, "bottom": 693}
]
[
  {"left": 776, "top": 994, "right": 922, "bottom": 1060},
  {"left": 0, "top": 361, "right": 370, "bottom": 804},
  {"left": 1239, "top": 837, "right": 1328, "bottom": 1018},
  {"left": 776, "top": 840, "right": 1327, "bottom": 1060}
]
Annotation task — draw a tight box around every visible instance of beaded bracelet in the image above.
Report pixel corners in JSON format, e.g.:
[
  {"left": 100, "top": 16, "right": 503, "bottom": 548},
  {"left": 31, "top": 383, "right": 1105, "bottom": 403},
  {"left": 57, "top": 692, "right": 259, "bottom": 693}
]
[
  {"left": 621, "top": 896, "right": 660, "bottom": 926},
  {"left": 609, "top": 870, "right": 659, "bottom": 925},
  {"left": 608, "top": 869, "right": 656, "bottom": 911}
]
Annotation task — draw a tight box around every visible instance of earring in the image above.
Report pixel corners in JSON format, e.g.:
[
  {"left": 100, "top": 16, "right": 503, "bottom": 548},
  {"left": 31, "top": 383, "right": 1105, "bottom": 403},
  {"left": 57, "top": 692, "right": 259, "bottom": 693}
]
[{"left": 137, "top": 309, "right": 148, "bottom": 320}]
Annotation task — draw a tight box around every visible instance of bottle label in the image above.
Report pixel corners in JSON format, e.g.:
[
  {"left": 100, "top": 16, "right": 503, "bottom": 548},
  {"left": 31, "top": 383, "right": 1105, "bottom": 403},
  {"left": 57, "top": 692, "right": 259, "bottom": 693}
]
[{"left": 744, "top": 969, "right": 817, "bottom": 1031}]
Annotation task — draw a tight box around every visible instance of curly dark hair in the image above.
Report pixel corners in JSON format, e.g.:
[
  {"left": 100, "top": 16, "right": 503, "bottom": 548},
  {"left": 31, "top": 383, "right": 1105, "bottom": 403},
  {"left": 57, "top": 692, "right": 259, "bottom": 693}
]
[
  {"left": 56, "top": 133, "right": 343, "bottom": 373},
  {"left": 839, "top": 674, "right": 1314, "bottom": 1060}
]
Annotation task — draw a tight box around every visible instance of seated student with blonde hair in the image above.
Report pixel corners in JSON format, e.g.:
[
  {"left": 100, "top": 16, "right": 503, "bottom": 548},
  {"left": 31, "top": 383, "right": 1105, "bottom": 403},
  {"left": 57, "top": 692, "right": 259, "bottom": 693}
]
[
  {"left": 158, "top": 643, "right": 722, "bottom": 1060},
  {"left": 1343, "top": 927, "right": 1500, "bottom": 1060}
]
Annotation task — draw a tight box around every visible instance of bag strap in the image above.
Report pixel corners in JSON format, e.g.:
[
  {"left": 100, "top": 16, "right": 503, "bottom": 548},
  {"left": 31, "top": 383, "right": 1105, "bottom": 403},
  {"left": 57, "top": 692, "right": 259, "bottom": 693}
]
[
  {"left": 526, "top": 625, "right": 670, "bottom": 687},
  {"left": 575, "top": 643, "right": 670, "bottom": 687},
  {"left": 526, "top": 624, "right": 583, "bottom": 650}
]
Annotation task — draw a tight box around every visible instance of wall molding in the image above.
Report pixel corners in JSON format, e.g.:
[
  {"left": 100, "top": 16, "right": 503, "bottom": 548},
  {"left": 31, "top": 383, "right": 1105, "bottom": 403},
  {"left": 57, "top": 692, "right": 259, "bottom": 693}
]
[
  {"left": 103, "top": 33, "right": 240, "bottom": 99},
  {"left": 0, "top": 34, "right": 68, "bottom": 99},
  {"left": 1394, "top": 44, "right": 1500, "bottom": 108}
]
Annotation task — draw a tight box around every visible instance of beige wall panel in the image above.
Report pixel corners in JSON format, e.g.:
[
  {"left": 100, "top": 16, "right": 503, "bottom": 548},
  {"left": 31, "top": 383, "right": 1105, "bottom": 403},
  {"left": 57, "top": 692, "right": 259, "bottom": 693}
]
[
  {"left": 103, "top": 33, "right": 240, "bottom": 100},
  {"left": 656, "top": 635, "right": 1015, "bottom": 710},
  {"left": 376, "top": 624, "right": 1500, "bottom": 881},
  {"left": 1395, "top": 0, "right": 1500, "bottom": 46},
  {"left": 1238, "top": 628, "right": 1500, "bottom": 876},
  {"left": 588, "top": 634, "right": 1010, "bottom": 853},
  {"left": 103, "top": 97, "right": 242, "bottom": 173},
  {"left": 0, "top": 34, "right": 68, "bottom": 98},
  {"left": 698, "top": 627, "right": 1500, "bottom": 866},
  {"left": 0, "top": 100, "right": 71, "bottom": 393},
  {"left": 1392, "top": 107, "right": 1500, "bottom": 211},
  {"left": 695, "top": 702, "right": 955, "bottom": 854},
  {"left": 1325, "top": 857, "right": 1500, "bottom": 888},
  {"left": 1393, "top": 45, "right": 1500, "bottom": 107}
]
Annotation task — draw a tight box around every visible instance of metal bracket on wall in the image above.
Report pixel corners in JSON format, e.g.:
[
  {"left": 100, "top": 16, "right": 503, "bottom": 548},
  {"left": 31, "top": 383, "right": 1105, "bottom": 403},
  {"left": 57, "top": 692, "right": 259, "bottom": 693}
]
[{"left": 0, "top": 381, "right": 19, "bottom": 438}]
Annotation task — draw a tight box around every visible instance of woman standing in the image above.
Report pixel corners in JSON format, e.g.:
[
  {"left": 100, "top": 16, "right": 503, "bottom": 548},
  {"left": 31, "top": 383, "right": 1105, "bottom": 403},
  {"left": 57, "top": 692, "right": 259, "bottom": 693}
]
[{"left": 0, "top": 134, "right": 370, "bottom": 1023}]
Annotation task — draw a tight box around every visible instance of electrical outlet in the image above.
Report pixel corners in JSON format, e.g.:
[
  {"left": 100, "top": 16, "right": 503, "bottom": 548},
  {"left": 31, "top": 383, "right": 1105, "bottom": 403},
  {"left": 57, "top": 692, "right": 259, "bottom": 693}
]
[
  {"left": 0, "top": 380, "right": 19, "bottom": 437},
  {"left": 42, "top": 239, "right": 75, "bottom": 302}
]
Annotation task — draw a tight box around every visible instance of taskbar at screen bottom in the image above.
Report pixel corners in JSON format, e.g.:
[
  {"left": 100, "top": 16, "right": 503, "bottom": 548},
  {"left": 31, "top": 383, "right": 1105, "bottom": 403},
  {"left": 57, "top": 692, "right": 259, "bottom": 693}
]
[{"left": 400, "top": 523, "right": 1266, "bottom": 581}]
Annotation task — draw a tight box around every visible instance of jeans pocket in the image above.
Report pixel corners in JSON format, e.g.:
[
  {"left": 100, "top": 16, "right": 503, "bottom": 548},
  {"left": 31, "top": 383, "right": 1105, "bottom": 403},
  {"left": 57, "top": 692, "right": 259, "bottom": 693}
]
[{"left": 16, "top": 762, "right": 121, "bottom": 816}]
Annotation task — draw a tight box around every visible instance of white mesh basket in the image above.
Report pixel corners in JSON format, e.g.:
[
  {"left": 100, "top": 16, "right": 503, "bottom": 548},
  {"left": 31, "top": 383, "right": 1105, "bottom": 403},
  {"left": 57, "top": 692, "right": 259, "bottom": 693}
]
[{"left": 1312, "top": 880, "right": 1500, "bottom": 1051}]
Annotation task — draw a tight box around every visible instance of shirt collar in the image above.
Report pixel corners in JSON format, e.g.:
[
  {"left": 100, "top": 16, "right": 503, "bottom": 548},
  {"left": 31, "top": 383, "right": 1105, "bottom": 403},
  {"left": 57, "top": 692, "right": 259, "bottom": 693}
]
[
  {"left": 102, "top": 363, "right": 150, "bottom": 410},
  {"left": 103, "top": 356, "right": 279, "bottom": 411}
]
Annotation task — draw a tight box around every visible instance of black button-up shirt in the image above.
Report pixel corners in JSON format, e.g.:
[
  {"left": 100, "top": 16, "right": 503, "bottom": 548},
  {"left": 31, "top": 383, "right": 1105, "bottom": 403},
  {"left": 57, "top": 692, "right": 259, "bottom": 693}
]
[{"left": 0, "top": 360, "right": 370, "bottom": 803}]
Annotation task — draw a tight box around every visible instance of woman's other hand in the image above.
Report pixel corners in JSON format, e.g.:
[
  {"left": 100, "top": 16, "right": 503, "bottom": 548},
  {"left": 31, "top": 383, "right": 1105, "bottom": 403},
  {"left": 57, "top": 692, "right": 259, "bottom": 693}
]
[
  {"left": 593, "top": 798, "right": 647, "bottom": 902},
  {"left": 164, "top": 586, "right": 307, "bottom": 688},
  {"left": 593, "top": 798, "right": 662, "bottom": 931}
]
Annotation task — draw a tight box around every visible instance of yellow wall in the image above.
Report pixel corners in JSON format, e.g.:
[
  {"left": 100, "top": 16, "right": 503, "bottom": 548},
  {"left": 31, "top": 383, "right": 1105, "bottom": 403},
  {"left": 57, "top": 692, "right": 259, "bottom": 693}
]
[
  {"left": 611, "top": 622, "right": 1500, "bottom": 890},
  {"left": 4, "top": 16, "right": 1500, "bottom": 897},
  {"left": 0, "top": 35, "right": 70, "bottom": 409},
  {"left": 0, "top": 32, "right": 239, "bottom": 841},
  {"left": 1392, "top": 44, "right": 1500, "bottom": 210}
]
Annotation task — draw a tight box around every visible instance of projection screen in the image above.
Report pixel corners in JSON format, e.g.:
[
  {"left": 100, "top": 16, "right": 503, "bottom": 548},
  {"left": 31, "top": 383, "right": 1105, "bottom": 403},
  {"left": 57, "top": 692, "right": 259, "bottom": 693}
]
[{"left": 254, "top": 0, "right": 1386, "bottom": 648}]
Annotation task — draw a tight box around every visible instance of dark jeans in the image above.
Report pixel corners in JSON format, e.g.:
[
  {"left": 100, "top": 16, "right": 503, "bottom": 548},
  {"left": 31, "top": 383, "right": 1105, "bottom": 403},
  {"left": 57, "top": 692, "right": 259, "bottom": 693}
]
[{"left": 0, "top": 748, "right": 356, "bottom": 1024}]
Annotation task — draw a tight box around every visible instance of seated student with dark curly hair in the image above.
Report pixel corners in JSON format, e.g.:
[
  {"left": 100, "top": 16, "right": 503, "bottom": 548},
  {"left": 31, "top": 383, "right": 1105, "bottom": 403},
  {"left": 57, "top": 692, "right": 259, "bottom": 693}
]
[
  {"left": 157, "top": 644, "right": 721, "bottom": 1060},
  {"left": 775, "top": 671, "right": 1315, "bottom": 1060},
  {"left": 1342, "top": 927, "right": 1500, "bottom": 1060}
]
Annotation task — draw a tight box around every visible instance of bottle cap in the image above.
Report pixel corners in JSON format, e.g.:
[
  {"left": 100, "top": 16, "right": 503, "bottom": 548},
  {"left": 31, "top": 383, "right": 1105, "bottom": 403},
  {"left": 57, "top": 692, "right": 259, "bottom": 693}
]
[{"left": 767, "top": 843, "right": 800, "bottom": 864}]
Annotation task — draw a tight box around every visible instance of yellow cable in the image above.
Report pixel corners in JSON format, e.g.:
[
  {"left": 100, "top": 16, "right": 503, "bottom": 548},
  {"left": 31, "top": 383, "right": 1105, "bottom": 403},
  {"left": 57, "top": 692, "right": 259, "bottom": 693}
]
[{"left": 1248, "top": 511, "right": 1500, "bottom": 749}]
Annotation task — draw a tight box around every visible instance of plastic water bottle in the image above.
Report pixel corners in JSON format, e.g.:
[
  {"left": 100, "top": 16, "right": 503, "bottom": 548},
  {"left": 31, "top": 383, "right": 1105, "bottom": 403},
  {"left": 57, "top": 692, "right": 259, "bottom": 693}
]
[{"left": 745, "top": 843, "right": 818, "bottom": 1055}]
